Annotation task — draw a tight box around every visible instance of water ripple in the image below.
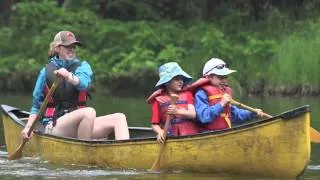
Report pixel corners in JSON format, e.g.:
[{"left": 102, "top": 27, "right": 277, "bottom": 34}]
[
  {"left": 308, "top": 165, "right": 320, "bottom": 170},
  {"left": 0, "top": 154, "right": 141, "bottom": 178},
  {"left": 0, "top": 150, "right": 7, "bottom": 158}
]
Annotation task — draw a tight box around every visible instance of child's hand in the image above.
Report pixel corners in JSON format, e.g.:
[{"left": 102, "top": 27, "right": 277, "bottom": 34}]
[
  {"left": 167, "top": 105, "right": 178, "bottom": 115},
  {"left": 255, "top": 109, "right": 269, "bottom": 118},
  {"left": 220, "top": 93, "right": 231, "bottom": 107},
  {"left": 157, "top": 130, "right": 165, "bottom": 144}
]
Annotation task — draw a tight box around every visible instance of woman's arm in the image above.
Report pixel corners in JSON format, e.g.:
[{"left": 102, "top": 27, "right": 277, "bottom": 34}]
[
  {"left": 30, "top": 68, "right": 46, "bottom": 114},
  {"left": 74, "top": 61, "right": 93, "bottom": 90},
  {"left": 22, "top": 68, "right": 46, "bottom": 140}
]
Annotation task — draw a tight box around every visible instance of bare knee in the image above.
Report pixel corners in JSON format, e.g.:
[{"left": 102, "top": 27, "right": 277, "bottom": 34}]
[
  {"left": 83, "top": 107, "right": 96, "bottom": 121},
  {"left": 114, "top": 113, "right": 128, "bottom": 125},
  {"left": 114, "top": 113, "right": 126, "bottom": 121}
]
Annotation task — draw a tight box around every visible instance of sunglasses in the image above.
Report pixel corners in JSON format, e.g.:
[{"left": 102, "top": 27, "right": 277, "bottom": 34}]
[
  {"left": 216, "top": 75, "right": 228, "bottom": 79},
  {"left": 204, "top": 64, "right": 229, "bottom": 76},
  {"left": 60, "top": 44, "right": 76, "bottom": 49}
]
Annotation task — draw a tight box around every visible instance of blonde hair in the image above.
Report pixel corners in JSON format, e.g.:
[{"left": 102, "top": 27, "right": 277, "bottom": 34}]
[{"left": 48, "top": 41, "right": 57, "bottom": 58}]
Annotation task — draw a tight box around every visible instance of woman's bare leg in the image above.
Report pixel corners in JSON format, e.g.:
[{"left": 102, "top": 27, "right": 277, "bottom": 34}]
[
  {"left": 51, "top": 107, "right": 96, "bottom": 139},
  {"left": 92, "top": 113, "right": 130, "bottom": 140}
]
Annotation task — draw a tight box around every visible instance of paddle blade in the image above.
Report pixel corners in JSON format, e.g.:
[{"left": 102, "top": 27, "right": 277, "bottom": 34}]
[
  {"left": 150, "top": 95, "right": 178, "bottom": 172},
  {"left": 150, "top": 157, "right": 161, "bottom": 172},
  {"left": 310, "top": 127, "right": 320, "bottom": 143},
  {"left": 8, "top": 78, "right": 60, "bottom": 160},
  {"left": 8, "top": 140, "right": 26, "bottom": 160}
]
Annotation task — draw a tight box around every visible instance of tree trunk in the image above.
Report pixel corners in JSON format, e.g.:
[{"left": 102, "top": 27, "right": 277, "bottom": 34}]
[
  {"left": 0, "top": 0, "right": 14, "bottom": 24},
  {"left": 57, "top": 0, "right": 65, "bottom": 7},
  {"left": 99, "top": 0, "right": 109, "bottom": 18},
  {"left": 206, "top": 0, "right": 222, "bottom": 20}
]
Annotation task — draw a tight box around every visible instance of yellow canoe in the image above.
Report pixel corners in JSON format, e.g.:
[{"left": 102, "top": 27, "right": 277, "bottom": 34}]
[{"left": 1, "top": 104, "right": 310, "bottom": 178}]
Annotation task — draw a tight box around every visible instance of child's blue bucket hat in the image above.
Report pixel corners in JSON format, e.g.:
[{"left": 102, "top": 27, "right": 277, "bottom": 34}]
[{"left": 155, "top": 62, "right": 192, "bottom": 87}]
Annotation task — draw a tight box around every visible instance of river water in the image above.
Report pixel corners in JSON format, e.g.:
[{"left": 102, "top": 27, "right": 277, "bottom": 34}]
[{"left": 0, "top": 93, "right": 319, "bottom": 179}]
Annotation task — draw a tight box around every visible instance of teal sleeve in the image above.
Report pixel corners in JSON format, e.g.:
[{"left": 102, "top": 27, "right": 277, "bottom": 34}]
[
  {"left": 74, "top": 61, "right": 93, "bottom": 90},
  {"left": 30, "top": 68, "right": 46, "bottom": 114}
]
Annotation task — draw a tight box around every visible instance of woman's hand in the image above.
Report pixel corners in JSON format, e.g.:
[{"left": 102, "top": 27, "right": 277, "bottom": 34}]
[
  {"left": 157, "top": 129, "right": 165, "bottom": 144},
  {"left": 54, "top": 68, "right": 79, "bottom": 85},
  {"left": 54, "top": 68, "right": 70, "bottom": 79},
  {"left": 21, "top": 125, "right": 33, "bottom": 141}
]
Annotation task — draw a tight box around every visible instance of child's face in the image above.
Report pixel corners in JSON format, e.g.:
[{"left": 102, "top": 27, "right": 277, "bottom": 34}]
[
  {"left": 208, "top": 74, "right": 228, "bottom": 88},
  {"left": 167, "top": 76, "right": 184, "bottom": 92}
]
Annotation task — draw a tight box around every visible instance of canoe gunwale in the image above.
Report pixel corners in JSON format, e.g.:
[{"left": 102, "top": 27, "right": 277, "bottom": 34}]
[{"left": 1, "top": 104, "right": 311, "bottom": 144}]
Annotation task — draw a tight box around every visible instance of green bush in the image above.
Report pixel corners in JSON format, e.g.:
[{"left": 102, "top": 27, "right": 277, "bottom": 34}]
[{"left": 0, "top": 1, "right": 319, "bottom": 96}]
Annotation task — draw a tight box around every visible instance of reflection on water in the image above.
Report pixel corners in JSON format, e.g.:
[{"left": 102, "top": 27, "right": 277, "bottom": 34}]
[{"left": 0, "top": 94, "right": 320, "bottom": 179}]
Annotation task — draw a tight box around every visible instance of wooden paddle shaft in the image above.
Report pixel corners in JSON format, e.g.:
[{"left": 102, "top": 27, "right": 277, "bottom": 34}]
[
  {"left": 8, "top": 78, "right": 61, "bottom": 160},
  {"left": 28, "top": 78, "right": 61, "bottom": 135},
  {"left": 150, "top": 95, "right": 178, "bottom": 171},
  {"left": 230, "top": 99, "right": 320, "bottom": 143},
  {"left": 230, "top": 99, "right": 272, "bottom": 118}
]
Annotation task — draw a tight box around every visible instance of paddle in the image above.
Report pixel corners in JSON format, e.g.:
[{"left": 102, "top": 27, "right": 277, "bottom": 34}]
[
  {"left": 230, "top": 99, "right": 320, "bottom": 143},
  {"left": 8, "top": 77, "right": 61, "bottom": 160},
  {"left": 150, "top": 95, "right": 178, "bottom": 172},
  {"left": 230, "top": 99, "right": 272, "bottom": 118}
]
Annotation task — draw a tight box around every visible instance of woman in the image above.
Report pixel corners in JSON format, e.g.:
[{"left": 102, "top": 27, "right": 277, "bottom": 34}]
[{"left": 22, "top": 31, "right": 129, "bottom": 141}]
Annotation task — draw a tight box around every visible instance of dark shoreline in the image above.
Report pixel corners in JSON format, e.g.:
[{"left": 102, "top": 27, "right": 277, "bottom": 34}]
[{"left": 1, "top": 73, "right": 319, "bottom": 97}]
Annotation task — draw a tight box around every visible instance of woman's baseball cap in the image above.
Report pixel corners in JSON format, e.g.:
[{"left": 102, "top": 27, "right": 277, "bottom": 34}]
[{"left": 53, "top": 31, "right": 82, "bottom": 47}]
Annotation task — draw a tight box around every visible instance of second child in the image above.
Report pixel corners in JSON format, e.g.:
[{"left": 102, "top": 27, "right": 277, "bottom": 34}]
[{"left": 147, "top": 62, "right": 199, "bottom": 143}]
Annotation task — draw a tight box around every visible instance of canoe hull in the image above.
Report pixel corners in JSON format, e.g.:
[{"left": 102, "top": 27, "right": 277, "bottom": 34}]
[{"left": 1, "top": 105, "right": 310, "bottom": 177}]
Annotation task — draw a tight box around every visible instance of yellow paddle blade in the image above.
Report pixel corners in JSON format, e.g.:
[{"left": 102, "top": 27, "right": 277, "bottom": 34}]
[
  {"left": 8, "top": 139, "right": 27, "bottom": 160},
  {"left": 310, "top": 127, "right": 320, "bottom": 143}
]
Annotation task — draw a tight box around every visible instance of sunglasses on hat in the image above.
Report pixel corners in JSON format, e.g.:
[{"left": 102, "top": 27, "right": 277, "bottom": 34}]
[{"left": 204, "top": 64, "right": 229, "bottom": 76}]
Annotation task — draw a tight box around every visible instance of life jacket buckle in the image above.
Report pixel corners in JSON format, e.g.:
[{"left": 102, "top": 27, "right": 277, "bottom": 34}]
[{"left": 45, "top": 121, "right": 54, "bottom": 134}]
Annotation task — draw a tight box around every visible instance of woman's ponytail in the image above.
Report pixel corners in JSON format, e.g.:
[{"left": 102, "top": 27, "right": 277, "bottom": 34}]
[{"left": 48, "top": 41, "right": 57, "bottom": 58}]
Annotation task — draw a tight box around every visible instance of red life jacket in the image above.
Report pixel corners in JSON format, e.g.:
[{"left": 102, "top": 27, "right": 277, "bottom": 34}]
[
  {"left": 155, "top": 92, "right": 190, "bottom": 127},
  {"left": 44, "top": 62, "right": 88, "bottom": 122},
  {"left": 200, "top": 85, "right": 232, "bottom": 131},
  {"left": 182, "top": 78, "right": 210, "bottom": 93}
]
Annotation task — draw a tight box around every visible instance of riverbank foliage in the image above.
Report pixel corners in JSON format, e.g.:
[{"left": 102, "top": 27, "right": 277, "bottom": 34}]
[{"left": 0, "top": 0, "right": 319, "bottom": 96}]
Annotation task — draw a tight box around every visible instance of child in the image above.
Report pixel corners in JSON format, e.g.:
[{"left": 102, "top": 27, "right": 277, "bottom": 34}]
[
  {"left": 194, "top": 58, "right": 266, "bottom": 131},
  {"left": 147, "top": 62, "right": 199, "bottom": 143}
]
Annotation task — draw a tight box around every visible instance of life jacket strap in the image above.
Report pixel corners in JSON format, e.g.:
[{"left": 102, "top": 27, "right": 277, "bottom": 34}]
[
  {"left": 171, "top": 118, "right": 189, "bottom": 125},
  {"left": 208, "top": 94, "right": 223, "bottom": 100},
  {"left": 220, "top": 113, "right": 231, "bottom": 128}
]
